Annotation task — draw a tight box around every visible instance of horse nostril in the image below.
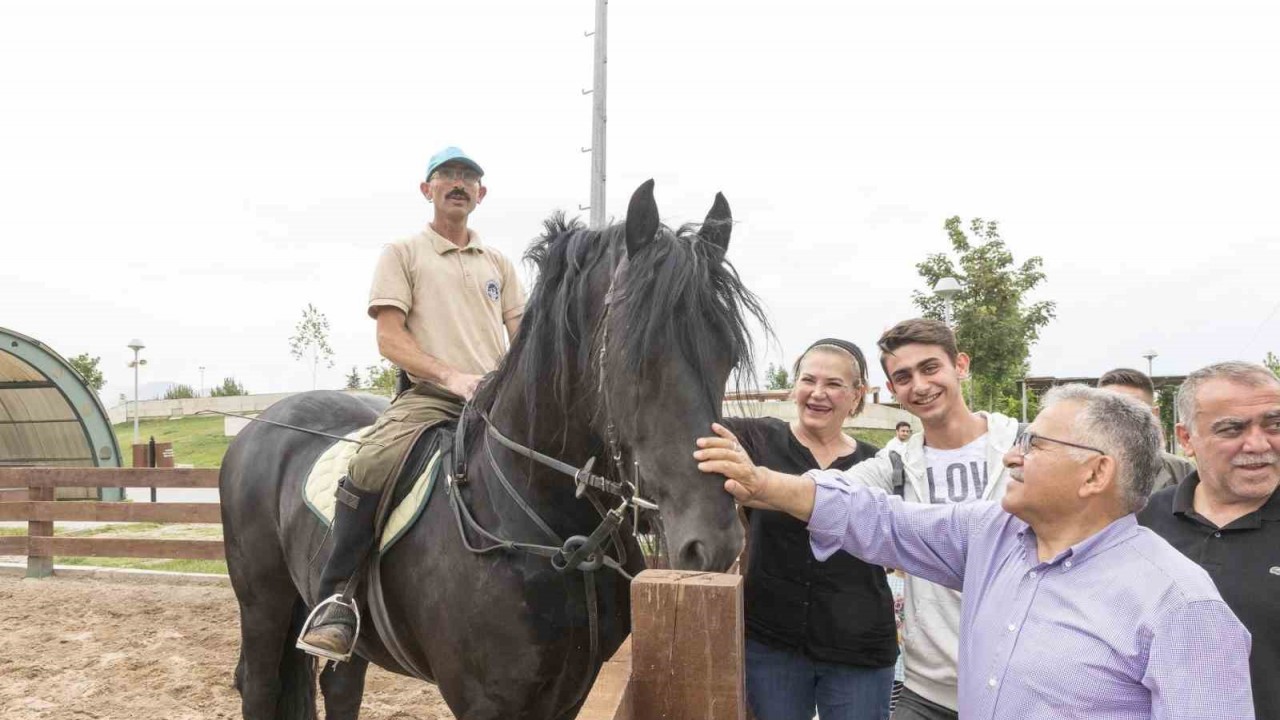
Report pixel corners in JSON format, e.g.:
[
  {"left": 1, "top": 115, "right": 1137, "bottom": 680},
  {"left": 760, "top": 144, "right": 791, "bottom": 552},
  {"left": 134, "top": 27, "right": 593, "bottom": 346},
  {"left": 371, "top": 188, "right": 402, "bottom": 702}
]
[{"left": 677, "top": 540, "right": 712, "bottom": 571}]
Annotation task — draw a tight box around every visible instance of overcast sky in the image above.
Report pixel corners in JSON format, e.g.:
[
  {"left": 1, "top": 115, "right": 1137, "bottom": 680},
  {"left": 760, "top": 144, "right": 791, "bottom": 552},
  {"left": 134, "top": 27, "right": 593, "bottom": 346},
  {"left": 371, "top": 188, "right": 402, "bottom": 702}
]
[{"left": 3, "top": 0, "right": 1278, "bottom": 406}]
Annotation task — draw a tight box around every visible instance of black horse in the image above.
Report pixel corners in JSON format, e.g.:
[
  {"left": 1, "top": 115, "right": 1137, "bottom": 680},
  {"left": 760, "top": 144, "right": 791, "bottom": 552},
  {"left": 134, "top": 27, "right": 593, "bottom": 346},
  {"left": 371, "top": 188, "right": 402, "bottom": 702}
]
[{"left": 219, "top": 180, "right": 767, "bottom": 719}]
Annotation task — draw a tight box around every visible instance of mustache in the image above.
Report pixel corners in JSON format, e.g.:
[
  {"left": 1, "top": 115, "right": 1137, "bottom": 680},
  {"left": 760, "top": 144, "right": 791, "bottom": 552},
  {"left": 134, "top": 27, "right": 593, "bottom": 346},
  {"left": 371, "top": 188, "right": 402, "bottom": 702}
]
[
  {"left": 1232, "top": 452, "right": 1278, "bottom": 467},
  {"left": 446, "top": 188, "right": 471, "bottom": 201}
]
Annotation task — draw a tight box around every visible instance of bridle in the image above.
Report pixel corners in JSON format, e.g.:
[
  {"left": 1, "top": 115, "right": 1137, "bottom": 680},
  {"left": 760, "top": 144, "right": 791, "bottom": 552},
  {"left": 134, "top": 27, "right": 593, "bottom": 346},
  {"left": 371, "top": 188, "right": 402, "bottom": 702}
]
[
  {"left": 442, "top": 248, "right": 665, "bottom": 716},
  {"left": 446, "top": 249, "right": 663, "bottom": 578}
]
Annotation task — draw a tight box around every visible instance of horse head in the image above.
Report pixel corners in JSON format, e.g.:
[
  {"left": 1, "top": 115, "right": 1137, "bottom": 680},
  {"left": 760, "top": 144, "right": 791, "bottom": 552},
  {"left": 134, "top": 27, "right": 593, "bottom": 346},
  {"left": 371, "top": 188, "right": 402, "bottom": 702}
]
[
  {"left": 476, "top": 180, "right": 766, "bottom": 574},
  {"left": 599, "top": 180, "right": 763, "bottom": 571}
]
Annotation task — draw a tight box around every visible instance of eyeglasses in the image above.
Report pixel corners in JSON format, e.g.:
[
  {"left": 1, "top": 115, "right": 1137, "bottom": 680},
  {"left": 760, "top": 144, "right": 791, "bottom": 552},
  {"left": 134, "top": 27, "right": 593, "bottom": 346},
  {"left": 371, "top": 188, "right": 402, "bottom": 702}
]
[
  {"left": 1014, "top": 431, "right": 1106, "bottom": 457},
  {"left": 431, "top": 166, "right": 482, "bottom": 184}
]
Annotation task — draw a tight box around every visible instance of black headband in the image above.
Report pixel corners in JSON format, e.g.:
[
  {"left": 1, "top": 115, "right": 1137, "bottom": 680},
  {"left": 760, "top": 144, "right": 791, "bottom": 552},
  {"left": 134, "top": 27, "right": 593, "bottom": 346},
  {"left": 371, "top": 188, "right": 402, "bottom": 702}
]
[{"left": 799, "top": 338, "right": 869, "bottom": 384}]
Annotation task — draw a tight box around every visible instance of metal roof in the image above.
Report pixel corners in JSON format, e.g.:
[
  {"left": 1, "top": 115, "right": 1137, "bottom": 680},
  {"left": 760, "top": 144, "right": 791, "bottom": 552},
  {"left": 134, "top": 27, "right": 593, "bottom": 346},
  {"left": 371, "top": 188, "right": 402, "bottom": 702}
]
[
  {"left": 0, "top": 326, "right": 122, "bottom": 468},
  {"left": 1022, "top": 375, "right": 1188, "bottom": 394}
]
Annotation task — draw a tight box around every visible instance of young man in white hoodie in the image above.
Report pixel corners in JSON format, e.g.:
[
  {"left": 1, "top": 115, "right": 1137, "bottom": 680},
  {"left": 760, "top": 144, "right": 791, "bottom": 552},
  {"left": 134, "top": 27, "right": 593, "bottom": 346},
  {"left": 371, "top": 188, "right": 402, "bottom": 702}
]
[{"left": 852, "top": 318, "right": 1021, "bottom": 719}]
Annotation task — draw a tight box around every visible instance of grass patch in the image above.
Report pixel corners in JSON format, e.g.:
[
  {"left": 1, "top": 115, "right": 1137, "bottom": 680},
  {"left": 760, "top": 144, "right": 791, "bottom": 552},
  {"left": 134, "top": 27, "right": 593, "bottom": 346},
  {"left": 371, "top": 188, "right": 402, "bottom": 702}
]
[
  {"left": 2, "top": 523, "right": 229, "bottom": 575},
  {"left": 57, "top": 522, "right": 223, "bottom": 540},
  {"left": 53, "top": 556, "right": 228, "bottom": 574},
  {"left": 59, "top": 522, "right": 163, "bottom": 537},
  {"left": 0, "top": 524, "right": 171, "bottom": 537},
  {"left": 113, "top": 414, "right": 232, "bottom": 468},
  {"left": 848, "top": 428, "right": 897, "bottom": 448}
]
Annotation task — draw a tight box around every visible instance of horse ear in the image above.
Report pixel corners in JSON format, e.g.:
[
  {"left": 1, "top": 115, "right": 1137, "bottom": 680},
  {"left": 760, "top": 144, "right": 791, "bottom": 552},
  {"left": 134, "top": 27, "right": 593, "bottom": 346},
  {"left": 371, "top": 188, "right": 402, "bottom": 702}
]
[
  {"left": 625, "top": 179, "right": 659, "bottom": 258},
  {"left": 700, "top": 192, "right": 732, "bottom": 252}
]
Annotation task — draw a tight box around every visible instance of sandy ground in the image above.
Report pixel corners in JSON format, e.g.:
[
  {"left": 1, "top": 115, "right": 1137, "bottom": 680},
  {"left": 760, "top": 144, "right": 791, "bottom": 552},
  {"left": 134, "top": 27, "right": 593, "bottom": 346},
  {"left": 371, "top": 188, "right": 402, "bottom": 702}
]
[{"left": 0, "top": 574, "right": 454, "bottom": 719}]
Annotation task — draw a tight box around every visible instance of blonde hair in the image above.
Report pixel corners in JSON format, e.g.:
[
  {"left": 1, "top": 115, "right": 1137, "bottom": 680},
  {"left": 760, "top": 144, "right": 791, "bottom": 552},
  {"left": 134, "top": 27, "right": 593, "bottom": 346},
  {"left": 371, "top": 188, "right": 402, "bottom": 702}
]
[{"left": 793, "top": 340, "right": 868, "bottom": 417}]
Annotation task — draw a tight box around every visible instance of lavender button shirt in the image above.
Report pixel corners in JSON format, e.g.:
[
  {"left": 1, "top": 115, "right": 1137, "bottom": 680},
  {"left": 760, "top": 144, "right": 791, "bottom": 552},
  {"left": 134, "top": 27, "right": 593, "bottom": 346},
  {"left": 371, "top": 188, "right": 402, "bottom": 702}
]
[{"left": 806, "top": 471, "right": 1254, "bottom": 720}]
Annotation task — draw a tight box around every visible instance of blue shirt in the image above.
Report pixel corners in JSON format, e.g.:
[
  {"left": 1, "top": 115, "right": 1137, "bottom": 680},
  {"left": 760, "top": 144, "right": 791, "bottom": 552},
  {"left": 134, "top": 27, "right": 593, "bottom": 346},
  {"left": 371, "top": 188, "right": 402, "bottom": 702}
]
[{"left": 806, "top": 472, "right": 1255, "bottom": 720}]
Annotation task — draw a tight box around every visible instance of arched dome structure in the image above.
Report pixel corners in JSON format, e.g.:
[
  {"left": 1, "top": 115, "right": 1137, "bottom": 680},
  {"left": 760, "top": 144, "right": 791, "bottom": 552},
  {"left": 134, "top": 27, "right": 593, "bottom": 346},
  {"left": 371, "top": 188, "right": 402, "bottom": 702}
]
[{"left": 0, "top": 326, "right": 122, "bottom": 472}]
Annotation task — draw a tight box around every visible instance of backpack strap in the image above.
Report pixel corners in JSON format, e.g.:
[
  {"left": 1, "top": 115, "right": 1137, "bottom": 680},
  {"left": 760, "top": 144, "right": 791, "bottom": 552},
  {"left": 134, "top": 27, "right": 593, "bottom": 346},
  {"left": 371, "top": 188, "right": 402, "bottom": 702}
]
[{"left": 889, "top": 450, "right": 906, "bottom": 497}]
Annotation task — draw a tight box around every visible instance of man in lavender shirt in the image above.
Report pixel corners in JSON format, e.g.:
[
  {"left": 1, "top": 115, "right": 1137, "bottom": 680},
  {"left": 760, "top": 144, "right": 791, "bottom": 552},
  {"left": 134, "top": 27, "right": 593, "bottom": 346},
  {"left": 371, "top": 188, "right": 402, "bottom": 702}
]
[{"left": 696, "top": 384, "right": 1254, "bottom": 719}]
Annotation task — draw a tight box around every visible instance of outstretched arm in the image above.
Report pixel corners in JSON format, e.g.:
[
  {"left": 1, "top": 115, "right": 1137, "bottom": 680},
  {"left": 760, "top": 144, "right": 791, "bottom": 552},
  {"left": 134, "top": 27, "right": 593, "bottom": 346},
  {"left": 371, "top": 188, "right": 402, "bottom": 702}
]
[{"left": 696, "top": 423, "right": 995, "bottom": 590}]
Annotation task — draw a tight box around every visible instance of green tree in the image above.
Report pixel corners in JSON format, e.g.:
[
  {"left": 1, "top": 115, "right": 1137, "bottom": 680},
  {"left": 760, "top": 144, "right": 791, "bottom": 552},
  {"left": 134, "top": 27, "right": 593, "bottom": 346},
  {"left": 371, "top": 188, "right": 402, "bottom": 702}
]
[
  {"left": 164, "top": 384, "right": 196, "bottom": 400},
  {"left": 289, "top": 303, "right": 335, "bottom": 390},
  {"left": 912, "top": 217, "right": 1056, "bottom": 414},
  {"left": 210, "top": 377, "right": 248, "bottom": 397},
  {"left": 1265, "top": 351, "right": 1280, "bottom": 378},
  {"left": 1157, "top": 386, "right": 1178, "bottom": 452},
  {"left": 67, "top": 353, "right": 106, "bottom": 392},
  {"left": 365, "top": 360, "right": 398, "bottom": 395},
  {"left": 764, "top": 363, "right": 791, "bottom": 390},
  {"left": 344, "top": 366, "right": 363, "bottom": 390}
]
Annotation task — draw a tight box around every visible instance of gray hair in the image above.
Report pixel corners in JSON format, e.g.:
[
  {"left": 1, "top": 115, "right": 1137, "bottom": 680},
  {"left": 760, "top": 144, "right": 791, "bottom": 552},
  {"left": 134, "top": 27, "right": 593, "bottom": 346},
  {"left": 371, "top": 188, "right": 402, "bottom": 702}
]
[
  {"left": 1041, "top": 384, "right": 1163, "bottom": 513},
  {"left": 1176, "top": 361, "right": 1280, "bottom": 432}
]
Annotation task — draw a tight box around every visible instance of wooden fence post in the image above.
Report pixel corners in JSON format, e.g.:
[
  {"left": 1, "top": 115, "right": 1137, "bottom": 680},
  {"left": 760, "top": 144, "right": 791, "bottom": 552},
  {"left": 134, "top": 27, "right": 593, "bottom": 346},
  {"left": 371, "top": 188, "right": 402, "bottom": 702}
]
[
  {"left": 27, "top": 486, "right": 54, "bottom": 578},
  {"left": 630, "top": 570, "right": 745, "bottom": 720}
]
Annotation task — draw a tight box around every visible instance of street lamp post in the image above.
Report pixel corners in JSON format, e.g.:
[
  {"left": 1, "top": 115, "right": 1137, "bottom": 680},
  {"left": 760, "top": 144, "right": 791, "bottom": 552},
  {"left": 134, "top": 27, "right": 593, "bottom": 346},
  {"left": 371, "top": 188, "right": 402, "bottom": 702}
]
[
  {"left": 1142, "top": 349, "right": 1158, "bottom": 378},
  {"left": 933, "top": 276, "right": 963, "bottom": 328},
  {"left": 127, "top": 339, "right": 147, "bottom": 445},
  {"left": 933, "top": 277, "right": 967, "bottom": 405}
]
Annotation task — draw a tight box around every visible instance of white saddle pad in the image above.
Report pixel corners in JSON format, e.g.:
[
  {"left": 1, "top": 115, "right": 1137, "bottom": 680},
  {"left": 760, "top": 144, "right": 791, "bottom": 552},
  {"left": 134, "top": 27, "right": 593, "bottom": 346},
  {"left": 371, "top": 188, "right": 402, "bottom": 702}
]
[{"left": 302, "top": 426, "right": 443, "bottom": 552}]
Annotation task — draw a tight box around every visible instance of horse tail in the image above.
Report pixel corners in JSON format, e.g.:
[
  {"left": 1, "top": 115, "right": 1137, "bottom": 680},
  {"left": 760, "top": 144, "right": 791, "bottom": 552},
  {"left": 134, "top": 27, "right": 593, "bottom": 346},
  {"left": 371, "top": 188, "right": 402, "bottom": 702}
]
[{"left": 276, "top": 598, "right": 319, "bottom": 720}]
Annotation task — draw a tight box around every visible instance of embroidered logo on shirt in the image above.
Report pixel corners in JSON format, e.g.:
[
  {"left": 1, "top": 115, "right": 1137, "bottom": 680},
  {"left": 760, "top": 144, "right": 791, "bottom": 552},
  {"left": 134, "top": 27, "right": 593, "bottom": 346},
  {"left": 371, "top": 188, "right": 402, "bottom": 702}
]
[{"left": 485, "top": 279, "right": 500, "bottom": 302}]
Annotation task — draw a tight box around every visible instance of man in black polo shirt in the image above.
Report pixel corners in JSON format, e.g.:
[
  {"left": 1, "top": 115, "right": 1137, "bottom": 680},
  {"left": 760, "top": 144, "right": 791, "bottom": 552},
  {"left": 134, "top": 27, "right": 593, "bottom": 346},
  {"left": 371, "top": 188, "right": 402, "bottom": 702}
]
[{"left": 1138, "top": 361, "right": 1280, "bottom": 719}]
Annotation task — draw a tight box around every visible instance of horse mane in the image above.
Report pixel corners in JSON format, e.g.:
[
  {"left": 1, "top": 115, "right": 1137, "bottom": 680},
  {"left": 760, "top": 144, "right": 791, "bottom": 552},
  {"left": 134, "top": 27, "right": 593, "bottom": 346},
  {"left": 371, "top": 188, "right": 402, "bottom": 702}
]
[{"left": 472, "top": 210, "right": 768, "bottom": 446}]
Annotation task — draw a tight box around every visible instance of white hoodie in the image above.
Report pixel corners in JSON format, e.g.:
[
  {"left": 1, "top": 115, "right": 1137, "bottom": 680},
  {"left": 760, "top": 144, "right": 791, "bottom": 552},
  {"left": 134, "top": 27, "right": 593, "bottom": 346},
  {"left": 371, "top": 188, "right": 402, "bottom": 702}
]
[{"left": 833, "top": 411, "right": 1020, "bottom": 711}]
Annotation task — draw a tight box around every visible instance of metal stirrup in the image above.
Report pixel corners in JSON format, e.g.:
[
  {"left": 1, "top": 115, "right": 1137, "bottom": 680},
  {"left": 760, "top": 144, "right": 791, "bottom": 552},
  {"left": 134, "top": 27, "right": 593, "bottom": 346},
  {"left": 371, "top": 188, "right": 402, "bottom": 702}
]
[{"left": 296, "top": 593, "right": 363, "bottom": 663}]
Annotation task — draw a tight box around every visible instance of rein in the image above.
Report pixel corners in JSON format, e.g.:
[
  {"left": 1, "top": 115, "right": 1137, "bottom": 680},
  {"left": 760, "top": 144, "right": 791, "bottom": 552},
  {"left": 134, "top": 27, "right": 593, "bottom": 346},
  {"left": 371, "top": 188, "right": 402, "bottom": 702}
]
[{"left": 194, "top": 409, "right": 368, "bottom": 444}]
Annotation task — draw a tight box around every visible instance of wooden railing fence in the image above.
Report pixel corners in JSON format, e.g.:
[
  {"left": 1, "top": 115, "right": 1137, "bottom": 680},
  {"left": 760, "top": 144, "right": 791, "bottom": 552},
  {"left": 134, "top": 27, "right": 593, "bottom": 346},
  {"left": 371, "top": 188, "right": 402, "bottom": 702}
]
[
  {"left": 1, "top": 469, "right": 751, "bottom": 719},
  {"left": 0, "top": 467, "right": 223, "bottom": 578}
]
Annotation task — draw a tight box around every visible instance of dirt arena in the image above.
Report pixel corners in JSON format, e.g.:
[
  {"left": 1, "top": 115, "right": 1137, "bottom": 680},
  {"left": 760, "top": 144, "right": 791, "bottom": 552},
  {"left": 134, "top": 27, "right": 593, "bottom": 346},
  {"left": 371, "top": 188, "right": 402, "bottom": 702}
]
[{"left": 0, "top": 573, "right": 454, "bottom": 719}]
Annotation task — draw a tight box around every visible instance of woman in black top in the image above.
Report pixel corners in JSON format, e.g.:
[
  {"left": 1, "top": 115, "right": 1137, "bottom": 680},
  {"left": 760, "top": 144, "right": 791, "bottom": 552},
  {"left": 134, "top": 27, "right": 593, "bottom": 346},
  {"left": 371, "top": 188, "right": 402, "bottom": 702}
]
[{"left": 729, "top": 338, "right": 895, "bottom": 720}]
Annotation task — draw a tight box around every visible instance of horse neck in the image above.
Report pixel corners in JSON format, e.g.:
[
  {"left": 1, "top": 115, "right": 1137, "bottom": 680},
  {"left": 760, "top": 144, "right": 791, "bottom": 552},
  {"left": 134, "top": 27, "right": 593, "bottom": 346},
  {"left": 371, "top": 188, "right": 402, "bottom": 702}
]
[
  {"left": 476, "top": 378, "right": 605, "bottom": 522},
  {"left": 471, "top": 243, "right": 619, "bottom": 521}
]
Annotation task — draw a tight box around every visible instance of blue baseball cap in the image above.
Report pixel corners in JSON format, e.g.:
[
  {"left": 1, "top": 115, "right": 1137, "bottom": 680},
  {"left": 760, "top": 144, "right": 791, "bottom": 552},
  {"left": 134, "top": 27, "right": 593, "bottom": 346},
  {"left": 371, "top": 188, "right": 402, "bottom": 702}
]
[{"left": 426, "top": 146, "right": 484, "bottom": 180}]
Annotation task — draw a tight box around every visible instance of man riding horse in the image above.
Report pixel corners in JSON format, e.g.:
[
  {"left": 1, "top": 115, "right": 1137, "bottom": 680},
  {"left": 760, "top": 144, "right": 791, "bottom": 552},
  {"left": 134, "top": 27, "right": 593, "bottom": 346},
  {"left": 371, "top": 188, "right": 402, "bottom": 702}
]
[{"left": 298, "top": 146, "right": 526, "bottom": 660}]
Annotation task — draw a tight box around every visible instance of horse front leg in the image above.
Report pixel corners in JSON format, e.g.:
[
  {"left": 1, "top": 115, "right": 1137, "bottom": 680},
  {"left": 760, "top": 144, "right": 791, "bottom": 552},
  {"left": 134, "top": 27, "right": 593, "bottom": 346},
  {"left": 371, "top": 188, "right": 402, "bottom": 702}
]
[{"left": 319, "top": 655, "right": 370, "bottom": 720}]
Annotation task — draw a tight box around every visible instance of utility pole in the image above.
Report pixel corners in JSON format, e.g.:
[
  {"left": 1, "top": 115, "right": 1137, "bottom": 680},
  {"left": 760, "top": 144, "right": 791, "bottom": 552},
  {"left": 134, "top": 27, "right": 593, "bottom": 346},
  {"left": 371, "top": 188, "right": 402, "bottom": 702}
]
[{"left": 586, "top": 0, "right": 608, "bottom": 228}]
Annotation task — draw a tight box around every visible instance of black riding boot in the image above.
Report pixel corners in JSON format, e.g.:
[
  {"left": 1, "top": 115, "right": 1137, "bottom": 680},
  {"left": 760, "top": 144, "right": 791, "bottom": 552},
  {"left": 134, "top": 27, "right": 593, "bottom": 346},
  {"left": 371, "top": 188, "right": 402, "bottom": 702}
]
[{"left": 298, "top": 477, "right": 381, "bottom": 659}]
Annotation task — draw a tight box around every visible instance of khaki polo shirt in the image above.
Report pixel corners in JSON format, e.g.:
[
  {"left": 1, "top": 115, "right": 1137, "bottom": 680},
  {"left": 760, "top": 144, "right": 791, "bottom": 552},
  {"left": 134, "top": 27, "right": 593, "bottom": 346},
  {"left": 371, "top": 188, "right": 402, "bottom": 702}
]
[{"left": 367, "top": 226, "right": 525, "bottom": 381}]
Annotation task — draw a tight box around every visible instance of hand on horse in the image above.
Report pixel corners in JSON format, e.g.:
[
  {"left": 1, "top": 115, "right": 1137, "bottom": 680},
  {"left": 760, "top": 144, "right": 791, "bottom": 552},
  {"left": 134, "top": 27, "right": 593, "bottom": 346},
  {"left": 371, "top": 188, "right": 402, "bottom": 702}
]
[
  {"left": 444, "top": 371, "right": 483, "bottom": 401},
  {"left": 695, "top": 423, "right": 773, "bottom": 509},
  {"left": 696, "top": 423, "right": 819, "bottom": 521}
]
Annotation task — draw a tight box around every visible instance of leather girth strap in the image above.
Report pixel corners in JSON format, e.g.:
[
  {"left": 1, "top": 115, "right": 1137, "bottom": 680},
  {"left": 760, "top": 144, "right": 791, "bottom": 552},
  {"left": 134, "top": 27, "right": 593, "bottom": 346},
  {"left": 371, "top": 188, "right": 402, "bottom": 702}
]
[{"left": 363, "top": 421, "right": 440, "bottom": 682}]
